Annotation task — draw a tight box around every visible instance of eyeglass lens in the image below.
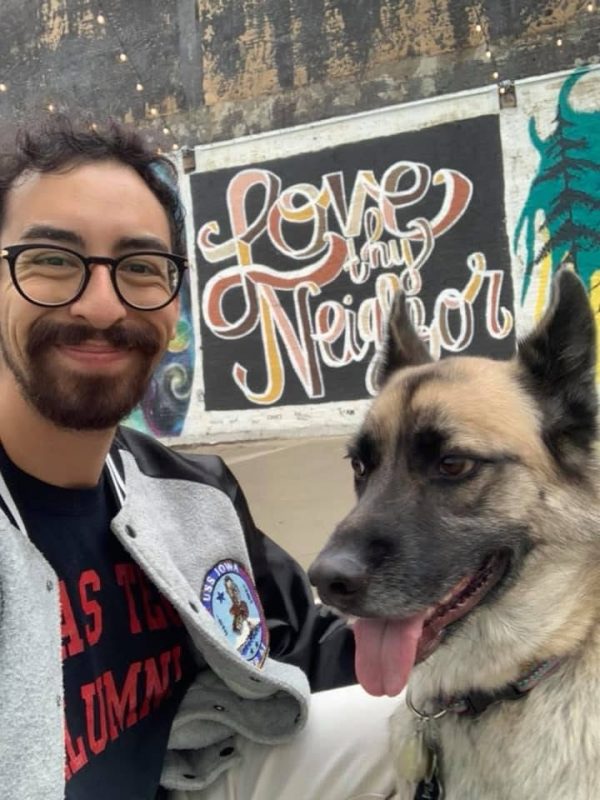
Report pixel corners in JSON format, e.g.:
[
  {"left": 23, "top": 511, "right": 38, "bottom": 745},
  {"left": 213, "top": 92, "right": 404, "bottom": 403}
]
[{"left": 13, "top": 248, "right": 179, "bottom": 309}]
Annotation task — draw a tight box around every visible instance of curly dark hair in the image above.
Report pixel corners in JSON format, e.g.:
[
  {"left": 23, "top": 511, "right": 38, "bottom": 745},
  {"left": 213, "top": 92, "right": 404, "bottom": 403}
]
[{"left": 0, "top": 117, "right": 186, "bottom": 254}]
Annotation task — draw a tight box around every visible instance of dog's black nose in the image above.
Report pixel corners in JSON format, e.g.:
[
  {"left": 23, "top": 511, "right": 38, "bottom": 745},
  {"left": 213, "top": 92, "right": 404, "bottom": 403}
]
[{"left": 308, "top": 552, "right": 368, "bottom": 606}]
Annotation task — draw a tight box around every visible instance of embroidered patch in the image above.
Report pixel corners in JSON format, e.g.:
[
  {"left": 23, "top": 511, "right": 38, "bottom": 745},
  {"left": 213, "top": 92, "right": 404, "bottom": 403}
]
[{"left": 201, "top": 560, "right": 269, "bottom": 667}]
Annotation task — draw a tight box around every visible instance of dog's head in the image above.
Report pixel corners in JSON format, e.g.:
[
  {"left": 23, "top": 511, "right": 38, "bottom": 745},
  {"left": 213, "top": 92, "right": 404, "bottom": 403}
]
[{"left": 309, "top": 269, "right": 600, "bottom": 698}]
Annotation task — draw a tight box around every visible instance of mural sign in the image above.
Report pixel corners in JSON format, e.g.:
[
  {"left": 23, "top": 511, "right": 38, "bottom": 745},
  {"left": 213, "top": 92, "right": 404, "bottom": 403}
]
[{"left": 191, "top": 114, "right": 515, "bottom": 411}]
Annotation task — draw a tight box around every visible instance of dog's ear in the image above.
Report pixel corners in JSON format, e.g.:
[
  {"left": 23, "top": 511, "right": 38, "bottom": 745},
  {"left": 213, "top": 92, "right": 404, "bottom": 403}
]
[
  {"left": 518, "top": 267, "right": 597, "bottom": 467},
  {"left": 377, "top": 292, "right": 432, "bottom": 387}
]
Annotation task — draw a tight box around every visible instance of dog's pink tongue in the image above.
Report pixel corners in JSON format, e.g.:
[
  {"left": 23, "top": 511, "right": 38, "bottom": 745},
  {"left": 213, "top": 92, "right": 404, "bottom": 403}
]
[{"left": 353, "top": 614, "right": 427, "bottom": 696}]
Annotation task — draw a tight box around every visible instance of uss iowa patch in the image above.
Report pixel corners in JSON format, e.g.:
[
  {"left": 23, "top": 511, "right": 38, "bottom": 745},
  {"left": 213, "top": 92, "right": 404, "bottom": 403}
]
[{"left": 201, "top": 560, "right": 269, "bottom": 667}]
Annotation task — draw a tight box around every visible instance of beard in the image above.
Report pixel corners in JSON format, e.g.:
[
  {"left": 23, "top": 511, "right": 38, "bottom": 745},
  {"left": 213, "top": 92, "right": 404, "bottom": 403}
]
[{"left": 0, "top": 317, "right": 162, "bottom": 430}]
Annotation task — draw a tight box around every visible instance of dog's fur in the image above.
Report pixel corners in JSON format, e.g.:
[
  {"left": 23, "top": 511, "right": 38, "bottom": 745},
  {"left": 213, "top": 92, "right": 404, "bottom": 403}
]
[{"left": 309, "top": 269, "right": 600, "bottom": 799}]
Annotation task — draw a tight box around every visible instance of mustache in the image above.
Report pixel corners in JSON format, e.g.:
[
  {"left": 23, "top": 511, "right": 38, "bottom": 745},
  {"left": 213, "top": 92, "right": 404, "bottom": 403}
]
[{"left": 27, "top": 319, "right": 162, "bottom": 358}]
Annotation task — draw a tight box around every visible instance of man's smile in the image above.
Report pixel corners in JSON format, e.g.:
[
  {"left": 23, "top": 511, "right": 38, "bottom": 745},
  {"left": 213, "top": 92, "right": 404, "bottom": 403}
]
[{"left": 55, "top": 341, "right": 134, "bottom": 368}]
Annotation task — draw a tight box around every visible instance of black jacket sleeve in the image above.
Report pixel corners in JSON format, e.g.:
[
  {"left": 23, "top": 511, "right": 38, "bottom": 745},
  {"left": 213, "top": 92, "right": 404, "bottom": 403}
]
[{"left": 225, "top": 463, "right": 357, "bottom": 692}]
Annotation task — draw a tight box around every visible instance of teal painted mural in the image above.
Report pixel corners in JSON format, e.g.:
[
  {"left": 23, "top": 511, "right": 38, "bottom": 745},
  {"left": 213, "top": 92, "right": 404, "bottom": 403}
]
[{"left": 515, "top": 68, "right": 600, "bottom": 302}]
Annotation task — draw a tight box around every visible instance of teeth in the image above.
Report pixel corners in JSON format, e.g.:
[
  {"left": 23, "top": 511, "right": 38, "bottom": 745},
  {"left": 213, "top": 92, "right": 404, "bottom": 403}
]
[{"left": 427, "top": 561, "right": 496, "bottom": 622}]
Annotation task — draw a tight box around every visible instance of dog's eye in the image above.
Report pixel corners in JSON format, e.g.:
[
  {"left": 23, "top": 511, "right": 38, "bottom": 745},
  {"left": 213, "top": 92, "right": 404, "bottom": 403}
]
[
  {"left": 350, "top": 456, "right": 367, "bottom": 478},
  {"left": 437, "top": 456, "right": 477, "bottom": 480}
]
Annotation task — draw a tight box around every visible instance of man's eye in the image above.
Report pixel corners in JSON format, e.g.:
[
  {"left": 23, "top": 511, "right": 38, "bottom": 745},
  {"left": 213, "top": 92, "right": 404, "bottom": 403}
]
[
  {"left": 33, "top": 254, "right": 73, "bottom": 266},
  {"left": 123, "top": 261, "right": 154, "bottom": 274},
  {"left": 40, "top": 256, "right": 66, "bottom": 265},
  {"left": 350, "top": 457, "right": 367, "bottom": 478},
  {"left": 437, "top": 456, "right": 478, "bottom": 480}
]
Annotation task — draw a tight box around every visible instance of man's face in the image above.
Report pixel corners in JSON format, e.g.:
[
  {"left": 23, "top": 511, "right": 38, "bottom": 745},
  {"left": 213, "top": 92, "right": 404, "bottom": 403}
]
[{"left": 0, "top": 161, "right": 180, "bottom": 430}]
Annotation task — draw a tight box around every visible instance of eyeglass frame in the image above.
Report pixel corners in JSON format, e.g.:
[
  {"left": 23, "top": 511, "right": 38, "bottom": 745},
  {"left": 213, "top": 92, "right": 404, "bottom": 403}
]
[{"left": 0, "top": 243, "right": 189, "bottom": 311}]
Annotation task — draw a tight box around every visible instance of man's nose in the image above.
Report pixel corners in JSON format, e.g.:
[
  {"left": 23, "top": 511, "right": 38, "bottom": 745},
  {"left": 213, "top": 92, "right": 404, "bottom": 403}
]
[{"left": 68, "top": 264, "right": 127, "bottom": 328}]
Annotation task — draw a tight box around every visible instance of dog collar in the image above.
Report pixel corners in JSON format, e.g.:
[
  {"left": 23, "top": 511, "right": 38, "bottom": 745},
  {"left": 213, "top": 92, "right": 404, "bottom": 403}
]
[
  {"left": 408, "top": 655, "right": 565, "bottom": 721},
  {"left": 404, "top": 657, "right": 565, "bottom": 800}
]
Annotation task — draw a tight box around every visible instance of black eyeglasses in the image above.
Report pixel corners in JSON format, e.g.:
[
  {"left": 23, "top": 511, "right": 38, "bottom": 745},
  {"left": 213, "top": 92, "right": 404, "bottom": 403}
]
[{"left": 1, "top": 244, "right": 188, "bottom": 311}]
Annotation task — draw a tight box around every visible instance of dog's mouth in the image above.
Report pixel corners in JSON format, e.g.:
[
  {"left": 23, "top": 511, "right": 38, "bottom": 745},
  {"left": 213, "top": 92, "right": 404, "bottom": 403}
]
[{"left": 353, "top": 550, "right": 511, "bottom": 697}]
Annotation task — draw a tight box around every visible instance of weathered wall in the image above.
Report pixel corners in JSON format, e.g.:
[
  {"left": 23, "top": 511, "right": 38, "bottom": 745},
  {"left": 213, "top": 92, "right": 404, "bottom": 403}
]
[{"left": 0, "top": 1, "right": 598, "bottom": 150}]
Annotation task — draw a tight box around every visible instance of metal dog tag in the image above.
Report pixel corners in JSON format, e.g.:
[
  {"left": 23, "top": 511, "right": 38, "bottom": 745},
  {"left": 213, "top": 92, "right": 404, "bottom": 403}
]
[
  {"left": 397, "top": 722, "right": 433, "bottom": 783},
  {"left": 414, "top": 750, "right": 443, "bottom": 800}
]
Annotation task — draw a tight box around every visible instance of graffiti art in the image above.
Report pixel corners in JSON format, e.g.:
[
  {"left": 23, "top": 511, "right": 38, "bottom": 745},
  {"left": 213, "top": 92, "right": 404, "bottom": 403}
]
[{"left": 191, "top": 115, "right": 515, "bottom": 410}]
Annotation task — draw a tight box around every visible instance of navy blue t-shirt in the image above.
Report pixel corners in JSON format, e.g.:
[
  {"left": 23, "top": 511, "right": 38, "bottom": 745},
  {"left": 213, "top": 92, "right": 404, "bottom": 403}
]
[{"left": 0, "top": 446, "right": 196, "bottom": 799}]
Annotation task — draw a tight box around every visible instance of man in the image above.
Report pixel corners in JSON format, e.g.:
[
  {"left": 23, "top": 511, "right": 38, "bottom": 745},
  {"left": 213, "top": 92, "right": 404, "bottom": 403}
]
[{"left": 0, "top": 120, "right": 398, "bottom": 800}]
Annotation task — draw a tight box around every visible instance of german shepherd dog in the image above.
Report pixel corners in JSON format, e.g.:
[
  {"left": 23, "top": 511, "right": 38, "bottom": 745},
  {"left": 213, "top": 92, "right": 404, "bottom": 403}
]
[{"left": 309, "top": 269, "right": 600, "bottom": 799}]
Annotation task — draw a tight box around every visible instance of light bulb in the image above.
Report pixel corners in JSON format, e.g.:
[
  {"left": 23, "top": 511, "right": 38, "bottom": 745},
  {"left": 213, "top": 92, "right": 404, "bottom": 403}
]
[
  {"left": 119, "top": 53, "right": 128, "bottom": 62},
  {"left": 136, "top": 83, "right": 144, "bottom": 91}
]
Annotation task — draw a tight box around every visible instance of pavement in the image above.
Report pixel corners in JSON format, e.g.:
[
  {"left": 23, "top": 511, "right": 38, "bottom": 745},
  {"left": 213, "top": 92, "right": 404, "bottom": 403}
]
[{"left": 179, "top": 436, "right": 356, "bottom": 572}]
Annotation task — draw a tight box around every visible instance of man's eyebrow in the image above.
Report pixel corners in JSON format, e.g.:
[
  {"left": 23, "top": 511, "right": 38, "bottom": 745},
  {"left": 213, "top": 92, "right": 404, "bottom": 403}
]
[
  {"left": 17, "top": 228, "right": 172, "bottom": 254},
  {"left": 115, "top": 235, "right": 171, "bottom": 253},
  {"left": 19, "top": 225, "right": 85, "bottom": 248}
]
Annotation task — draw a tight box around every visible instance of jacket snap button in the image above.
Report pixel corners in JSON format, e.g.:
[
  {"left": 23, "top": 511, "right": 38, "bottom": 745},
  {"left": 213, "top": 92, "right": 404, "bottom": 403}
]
[
  {"left": 46, "top": 579, "right": 54, "bottom": 592},
  {"left": 220, "top": 746, "right": 235, "bottom": 758},
  {"left": 213, "top": 705, "right": 225, "bottom": 712},
  {"left": 56, "top": 695, "right": 62, "bottom": 708},
  {"left": 125, "top": 525, "right": 137, "bottom": 538}
]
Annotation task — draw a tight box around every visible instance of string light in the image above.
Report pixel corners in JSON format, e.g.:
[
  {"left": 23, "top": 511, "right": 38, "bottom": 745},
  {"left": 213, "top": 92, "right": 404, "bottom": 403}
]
[
  {"left": 485, "top": 48, "right": 492, "bottom": 59},
  {"left": 90, "top": 122, "right": 98, "bottom": 131},
  {"left": 556, "top": 37, "right": 563, "bottom": 47},
  {"left": 47, "top": 103, "right": 55, "bottom": 112},
  {"left": 0, "top": 83, "right": 6, "bottom": 92},
  {"left": 90, "top": 7, "right": 183, "bottom": 152},
  {"left": 492, "top": 70, "right": 499, "bottom": 80},
  {"left": 587, "top": 2, "right": 594, "bottom": 10}
]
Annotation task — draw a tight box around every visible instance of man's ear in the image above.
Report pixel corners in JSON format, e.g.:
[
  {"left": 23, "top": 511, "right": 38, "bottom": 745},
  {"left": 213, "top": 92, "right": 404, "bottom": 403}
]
[
  {"left": 518, "top": 267, "right": 597, "bottom": 468},
  {"left": 376, "top": 292, "right": 432, "bottom": 388}
]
